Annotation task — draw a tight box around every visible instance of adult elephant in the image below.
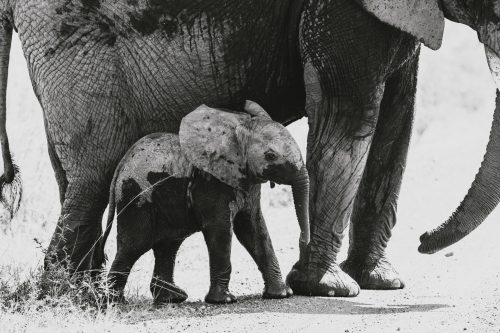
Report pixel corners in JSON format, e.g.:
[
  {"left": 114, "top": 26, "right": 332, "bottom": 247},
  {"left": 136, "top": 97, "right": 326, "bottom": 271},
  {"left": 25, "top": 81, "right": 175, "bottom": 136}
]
[{"left": 0, "top": 0, "right": 499, "bottom": 297}]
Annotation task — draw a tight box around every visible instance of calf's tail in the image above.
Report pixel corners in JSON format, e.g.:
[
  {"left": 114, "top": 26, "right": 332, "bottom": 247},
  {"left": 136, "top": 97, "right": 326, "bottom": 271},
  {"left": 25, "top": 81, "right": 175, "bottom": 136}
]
[{"left": 93, "top": 160, "right": 122, "bottom": 269}]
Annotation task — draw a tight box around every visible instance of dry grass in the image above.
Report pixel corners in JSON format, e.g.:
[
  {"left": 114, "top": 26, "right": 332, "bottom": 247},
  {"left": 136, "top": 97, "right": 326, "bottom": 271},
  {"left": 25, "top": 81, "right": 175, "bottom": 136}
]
[{"left": 0, "top": 22, "right": 499, "bottom": 332}]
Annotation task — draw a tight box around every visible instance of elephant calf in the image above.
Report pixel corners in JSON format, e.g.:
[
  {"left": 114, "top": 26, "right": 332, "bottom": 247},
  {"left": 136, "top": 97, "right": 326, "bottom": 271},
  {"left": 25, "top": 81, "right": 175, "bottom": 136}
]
[{"left": 100, "top": 101, "right": 310, "bottom": 304}]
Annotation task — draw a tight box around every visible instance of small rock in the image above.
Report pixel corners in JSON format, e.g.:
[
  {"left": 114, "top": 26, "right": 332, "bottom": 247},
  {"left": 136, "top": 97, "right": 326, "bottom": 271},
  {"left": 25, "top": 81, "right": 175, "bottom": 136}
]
[{"left": 445, "top": 251, "right": 454, "bottom": 257}]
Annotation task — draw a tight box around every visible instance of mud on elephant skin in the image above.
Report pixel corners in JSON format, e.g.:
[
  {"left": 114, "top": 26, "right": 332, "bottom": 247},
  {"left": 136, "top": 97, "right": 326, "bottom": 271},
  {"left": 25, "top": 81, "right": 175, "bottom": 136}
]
[
  {"left": 0, "top": 0, "right": 417, "bottom": 297},
  {"left": 100, "top": 102, "right": 309, "bottom": 304},
  {"left": 1, "top": 0, "right": 500, "bottom": 297}
]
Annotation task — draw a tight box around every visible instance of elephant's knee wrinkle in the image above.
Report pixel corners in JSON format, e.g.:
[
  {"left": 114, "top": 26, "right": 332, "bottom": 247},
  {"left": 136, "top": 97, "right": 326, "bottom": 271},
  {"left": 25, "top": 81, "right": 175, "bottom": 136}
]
[
  {"left": 308, "top": 101, "right": 380, "bottom": 143},
  {"left": 345, "top": 109, "right": 379, "bottom": 139}
]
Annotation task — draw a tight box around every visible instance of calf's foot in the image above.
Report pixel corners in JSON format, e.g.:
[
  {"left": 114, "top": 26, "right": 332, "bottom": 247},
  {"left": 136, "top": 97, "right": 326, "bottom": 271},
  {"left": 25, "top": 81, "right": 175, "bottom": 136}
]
[
  {"left": 151, "top": 279, "right": 188, "bottom": 304},
  {"left": 205, "top": 285, "right": 236, "bottom": 304},
  {"left": 341, "top": 256, "right": 405, "bottom": 290},
  {"left": 262, "top": 280, "right": 293, "bottom": 299},
  {"left": 286, "top": 261, "right": 360, "bottom": 297}
]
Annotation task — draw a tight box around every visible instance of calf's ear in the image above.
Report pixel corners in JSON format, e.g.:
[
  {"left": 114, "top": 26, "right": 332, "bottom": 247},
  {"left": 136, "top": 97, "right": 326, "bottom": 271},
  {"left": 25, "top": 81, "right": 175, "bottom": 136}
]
[
  {"left": 354, "top": 0, "right": 444, "bottom": 50},
  {"left": 179, "top": 105, "right": 250, "bottom": 191},
  {"left": 243, "top": 100, "right": 272, "bottom": 120}
]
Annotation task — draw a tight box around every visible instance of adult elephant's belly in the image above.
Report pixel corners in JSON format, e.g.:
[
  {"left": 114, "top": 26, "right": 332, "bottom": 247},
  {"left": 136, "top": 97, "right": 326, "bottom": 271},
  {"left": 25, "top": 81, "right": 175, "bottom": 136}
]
[
  {"left": 110, "top": 15, "right": 306, "bottom": 132},
  {"left": 19, "top": 0, "right": 305, "bottom": 146}
]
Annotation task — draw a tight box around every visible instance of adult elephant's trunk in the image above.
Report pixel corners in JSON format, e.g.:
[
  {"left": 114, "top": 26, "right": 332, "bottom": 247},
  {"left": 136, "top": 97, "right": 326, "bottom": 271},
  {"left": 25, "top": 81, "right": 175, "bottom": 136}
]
[
  {"left": 419, "top": 47, "right": 500, "bottom": 254},
  {"left": 291, "top": 165, "right": 310, "bottom": 252}
]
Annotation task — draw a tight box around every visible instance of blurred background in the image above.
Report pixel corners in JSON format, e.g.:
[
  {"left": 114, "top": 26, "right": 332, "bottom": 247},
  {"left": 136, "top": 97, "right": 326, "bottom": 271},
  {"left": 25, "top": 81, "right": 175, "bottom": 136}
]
[{"left": 0, "top": 20, "right": 499, "bottom": 330}]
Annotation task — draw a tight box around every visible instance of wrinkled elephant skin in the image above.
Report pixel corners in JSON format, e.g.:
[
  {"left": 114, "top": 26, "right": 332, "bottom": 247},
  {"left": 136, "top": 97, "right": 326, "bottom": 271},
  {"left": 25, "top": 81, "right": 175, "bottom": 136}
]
[
  {"left": 0, "top": 0, "right": 420, "bottom": 297},
  {"left": 1, "top": 0, "right": 497, "bottom": 297}
]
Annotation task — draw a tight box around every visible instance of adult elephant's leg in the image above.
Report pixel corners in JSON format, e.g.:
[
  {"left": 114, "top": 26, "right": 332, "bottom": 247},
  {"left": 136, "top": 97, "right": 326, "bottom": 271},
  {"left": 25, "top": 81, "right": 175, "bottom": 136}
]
[
  {"left": 43, "top": 103, "right": 133, "bottom": 273},
  {"left": 285, "top": 0, "right": 415, "bottom": 296},
  {"left": 46, "top": 138, "right": 68, "bottom": 205},
  {"left": 287, "top": 79, "right": 384, "bottom": 296},
  {"left": 341, "top": 54, "right": 419, "bottom": 289},
  {"left": 45, "top": 174, "right": 109, "bottom": 273}
]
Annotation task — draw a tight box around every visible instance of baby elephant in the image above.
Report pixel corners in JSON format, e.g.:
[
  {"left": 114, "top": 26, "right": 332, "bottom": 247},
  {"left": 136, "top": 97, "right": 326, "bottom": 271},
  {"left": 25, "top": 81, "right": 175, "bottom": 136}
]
[{"left": 100, "top": 101, "right": 310, "bottom": 304}]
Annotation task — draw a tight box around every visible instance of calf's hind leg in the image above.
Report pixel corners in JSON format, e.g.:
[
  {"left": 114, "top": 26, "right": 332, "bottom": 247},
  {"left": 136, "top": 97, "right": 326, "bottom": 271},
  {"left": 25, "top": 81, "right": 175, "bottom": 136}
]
[
  {"left": 108, "top": 248, "right": 147, "bottom": 302},
  {"left": 108, "top": 205, "right": 153, "bottom": 302},
  {"left": 150, "top": 239, "right": 188, "bottom": 304}
]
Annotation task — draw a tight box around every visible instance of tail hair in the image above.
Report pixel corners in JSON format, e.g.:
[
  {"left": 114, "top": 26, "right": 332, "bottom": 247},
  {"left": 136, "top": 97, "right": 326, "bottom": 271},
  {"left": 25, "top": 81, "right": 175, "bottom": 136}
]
[
  {"left": 92, "top": 168, "right": 119, "bottom": 270},
  {"left": 0, "top": 162, "right": 22, "bottom": 220}
]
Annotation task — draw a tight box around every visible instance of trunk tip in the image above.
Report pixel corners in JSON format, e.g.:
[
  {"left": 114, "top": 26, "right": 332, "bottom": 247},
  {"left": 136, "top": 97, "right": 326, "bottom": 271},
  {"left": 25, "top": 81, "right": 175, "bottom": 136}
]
[
  {"left": 418, "top": 230, "right": 447, "bottom": 254},
  {"left": 418, "top": 231, "right": 432, "bottom": 254},
  {"left": 300, "top": 232, "right": 310, "bottom": 246},
  {"left": 418, "top": 240, "right": 436, "bottom": 254},
  {"left": 418, "top": 219, "right": 472, "bottom": 254}
]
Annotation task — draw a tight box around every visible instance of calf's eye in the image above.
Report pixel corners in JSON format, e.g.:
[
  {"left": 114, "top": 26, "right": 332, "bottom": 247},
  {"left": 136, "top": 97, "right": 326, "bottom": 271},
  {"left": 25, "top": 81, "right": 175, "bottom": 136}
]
[{"left": 264, "top": 151, "right": 278, "bottom": 161}]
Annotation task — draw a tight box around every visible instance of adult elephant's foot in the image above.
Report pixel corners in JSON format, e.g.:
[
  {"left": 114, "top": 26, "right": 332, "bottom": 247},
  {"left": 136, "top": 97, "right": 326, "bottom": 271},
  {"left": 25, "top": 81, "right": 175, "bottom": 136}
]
[
  {"left": 340, "top": 256, "right": 405, "bottom": 290},
  {"left": 262, "top": 280, "right": 293, "bottom": 299},
  {"left": 151, "top": 280, "right": 188, "bottom": 305},
  {"left": 286, "top": 261, "right": 360, "bottom": 297},
  {"left": 205, "top": 285, "right": 237, "bottom": 304}
]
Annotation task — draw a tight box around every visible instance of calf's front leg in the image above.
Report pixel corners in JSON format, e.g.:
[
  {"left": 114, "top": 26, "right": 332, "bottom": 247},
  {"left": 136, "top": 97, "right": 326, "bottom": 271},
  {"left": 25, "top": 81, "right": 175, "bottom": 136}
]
[
  {"left": 202, "top": 223, "right": 236, "bottom": 304},
  {"left": 233, "top": 187, "right": 292, "bottom": 299}
]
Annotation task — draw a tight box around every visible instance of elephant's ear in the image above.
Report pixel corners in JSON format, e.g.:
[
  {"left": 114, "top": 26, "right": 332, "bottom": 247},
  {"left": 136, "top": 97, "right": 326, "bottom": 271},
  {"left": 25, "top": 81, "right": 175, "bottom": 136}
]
[
  {"left": 477, "top": 5, "right": 500, "bottom": 87},
  {"left": 179, "top": 105, "right": 251, "bottom": 190},
  {"left": 354, "top": 0, "right": 444, "bottom": 50}
]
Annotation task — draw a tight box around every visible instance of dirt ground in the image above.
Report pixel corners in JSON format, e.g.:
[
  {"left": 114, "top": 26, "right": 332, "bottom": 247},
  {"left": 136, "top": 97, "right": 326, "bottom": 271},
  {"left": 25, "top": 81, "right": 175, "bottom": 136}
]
[{"left": 0, "top": 22, "right": 499, "bottom": 332}]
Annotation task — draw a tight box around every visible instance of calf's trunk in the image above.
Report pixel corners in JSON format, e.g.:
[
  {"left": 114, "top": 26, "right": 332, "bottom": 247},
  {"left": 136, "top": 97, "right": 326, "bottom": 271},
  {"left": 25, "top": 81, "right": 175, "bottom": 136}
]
[{"left": 291, "top": 165, "right": 310, "bottom": 254}]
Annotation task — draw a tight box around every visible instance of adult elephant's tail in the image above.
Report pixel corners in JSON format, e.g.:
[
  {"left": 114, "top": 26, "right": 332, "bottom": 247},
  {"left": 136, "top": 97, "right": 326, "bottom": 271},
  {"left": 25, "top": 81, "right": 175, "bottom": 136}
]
[{"left": 0, "top": 19, "right": 22, "bottom": 219}]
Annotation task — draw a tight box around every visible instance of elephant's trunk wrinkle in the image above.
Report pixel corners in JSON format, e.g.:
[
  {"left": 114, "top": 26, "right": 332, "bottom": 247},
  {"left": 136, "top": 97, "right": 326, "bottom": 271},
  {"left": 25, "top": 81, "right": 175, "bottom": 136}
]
[
  {"left": 292, "top": 165, "right": 310, "bottom": 248},
  {"left": 419, "top": 90, "right": 500, "bottom": 254}
]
